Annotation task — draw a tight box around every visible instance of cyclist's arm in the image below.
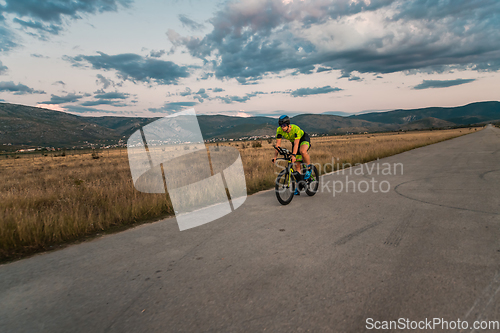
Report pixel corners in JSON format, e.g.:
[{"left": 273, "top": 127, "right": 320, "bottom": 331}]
[
  {"left": 292, "top": 138, "right": 300, "bottom": 155},
  {"left": 274, "top": 138, "right": 282, "bottom": 160}
]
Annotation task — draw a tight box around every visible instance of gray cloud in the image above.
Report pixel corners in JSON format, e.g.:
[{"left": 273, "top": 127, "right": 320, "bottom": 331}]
[
  {"left": 168, "top": 0, "right": 395, "bottom": 81},
  {"left": 0, "top": 23, "right": 18, "bottom": 52},
  {"left": 199, "top": 72, "right": 214, "bottom": 80},
  {"left": 0, "top": 61, "right": 7, "bottom": 75},
  {"left": 80, "top": 100, "right": 128, "bottom": 107},
  {"left": 94, "top": 91, "right": 129, "bottom": 99},
  {"left": 194, "top": 88, "right": 209, "bottom": 102},
  {"left": 193, "top": 95, "right": 204, "bottom": 103},
  {"left": 392, "top": 0, "right": 498, "bottom": 22},
  {"left": 0, "top": 81, "right": 45, "bottom": 95},
  {"left": 1, "top": 0, "right": 131, "bottom": 45},
  {"left": 96, "top": 74, "right": 115, "bottom": 89},
  {"left": 67, "top": 52, "right": 190, "bottom": 85},
  {"left": 13, "top": 17, "right": 63, "bottom": 36},
  {"left": 148, "top": 101, "right": 198, "bottom": 114},
  {"left": 293, "top": 65, "right": 316, "bottom": 75},
  {"left": 2, "top": 0, "right": 131, "bottom": 24},
  {"left": 247, "top": 91, "right": 267, "bottom": 97},
  {"left": 291, "top": 86, "right": 342, "bottom": 97},
  {"left": 316, "top": 66, "right": 332, "bottom": 73},
  {"left": 30, "top": 53, "right": 49, "bottom": 58},
  {"left": 179, "top": 87, "right": 192, "bottom": 96},
  {"left": 190, "top": 87, "right": 211, "bottom": 103},
  {"left": 169, "top": 0, "right": 500, "bottom": 82},
  {"left": 216, "top": 91, "right": 266, "bottom": 104},
  {"left": 413, "top": 78, "right": 476, "bottom": 90},
  {"left": 76, "top": 90, "right": 130, "bottom": 106},
  {"left": 52, "top": 80, "right": 66, "bottom": 86},
  {"left": 235, "top": 76, "right": 261, "bottom": 85},
  {"left": 178, "top": 14, "right": 205, "bottom": 31},
  {"left": 216, "top": 95, "right": 250, "bottom": 104},
  {"left": 149, "top": 49, "right": 166, "bottom": 58},
  {"left": 212, "top": 87, "right": 224, "bottom": 92},
  {"left": 40, "top": 93, "right": 83, "bottom": 104}
]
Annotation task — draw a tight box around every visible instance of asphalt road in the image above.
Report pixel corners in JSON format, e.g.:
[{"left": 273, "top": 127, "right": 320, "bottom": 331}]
[{"left": 1, "top": 126, "right": 500, "bottom": 332}]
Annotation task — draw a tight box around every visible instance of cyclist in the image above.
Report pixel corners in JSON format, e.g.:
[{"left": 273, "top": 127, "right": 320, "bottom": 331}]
[{"left": 272, "top": 115, "right": 312, "bottom": 195}]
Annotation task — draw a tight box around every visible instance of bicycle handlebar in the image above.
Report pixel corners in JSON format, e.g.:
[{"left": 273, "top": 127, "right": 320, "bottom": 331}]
[{"left": 273, "top": 145, "right": 293, "bottom": 160}]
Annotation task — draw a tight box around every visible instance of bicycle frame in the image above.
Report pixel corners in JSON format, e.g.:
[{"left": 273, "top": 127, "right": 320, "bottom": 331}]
[{"left": 274, "top": 145, "right": 303, "bottom": 184}]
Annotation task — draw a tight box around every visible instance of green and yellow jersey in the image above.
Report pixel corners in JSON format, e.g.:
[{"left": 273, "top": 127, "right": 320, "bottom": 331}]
[{"left": 276, "top": 124, "right": 304, "bottom": 143}]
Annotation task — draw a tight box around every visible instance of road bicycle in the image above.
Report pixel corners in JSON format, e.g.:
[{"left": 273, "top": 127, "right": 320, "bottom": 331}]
[{"left": 273, "top": 145, "right": 319, "bottom": 205}]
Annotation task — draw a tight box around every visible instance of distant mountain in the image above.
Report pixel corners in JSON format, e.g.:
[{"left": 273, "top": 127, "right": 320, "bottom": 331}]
[
  {"left": 291, "top": 114, "right": 396, "bottom": 135},
  {"left": 350, "top": 101, "right": 500, "bottom": 125},
  {"left": 321, "top": 111, "right": 354, "bottom": 116},
  {"left": 399, "top": 117, "right": 457, "bottom": 131},
  {"left": 84, "top": 116, "right": 159, "bottom": 138},
  {"left": 1, "top": 101, "right": 498, "bottom": 150},
  {"left": 86, "top": 114, "right": 277, "bottom": 140},
  {"left": 196, "top": 115, "right": 275, "bottom": 139},
  {"left": 0, "top": 103, "right": 121, "bottom": 148}
]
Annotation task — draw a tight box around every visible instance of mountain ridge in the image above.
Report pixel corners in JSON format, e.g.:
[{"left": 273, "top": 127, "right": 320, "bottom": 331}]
[
  {"left": 348, "top": 101, "right": 500, "bottom": 125},
  {"left": 1, "top": 101, "right": 498, "bottom": 150}
]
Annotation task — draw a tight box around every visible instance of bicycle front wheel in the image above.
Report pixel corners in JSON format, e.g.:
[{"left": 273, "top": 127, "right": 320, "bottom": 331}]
[{"left": 275, "top": 169, "right": 295, "bottom": 205}]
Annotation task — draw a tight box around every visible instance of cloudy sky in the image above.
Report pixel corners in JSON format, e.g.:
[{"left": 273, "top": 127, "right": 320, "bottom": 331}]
[{"left": 0, "top": 0, "right": 499, "bottom": 117}]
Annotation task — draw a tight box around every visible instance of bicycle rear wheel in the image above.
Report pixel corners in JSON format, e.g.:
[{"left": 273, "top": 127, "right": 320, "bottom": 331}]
[
  {"left": 305, "top": 165, "right": 319, "bottom": 196},
  {"left": 275, "top": 169, "right": 295, "bottom": 205}
]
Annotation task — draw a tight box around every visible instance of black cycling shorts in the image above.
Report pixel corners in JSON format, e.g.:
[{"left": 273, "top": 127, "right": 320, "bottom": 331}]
[{"left": 292, "top": 132, "right": 311, "bottom": 155}]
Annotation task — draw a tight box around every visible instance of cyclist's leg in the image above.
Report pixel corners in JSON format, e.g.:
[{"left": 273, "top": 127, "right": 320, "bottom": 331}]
[
  {"left": 299, "top": 140, "right": 313, "bottom": 180},
  {"left": 299, "top": 141, "right": 311, "bottom": 165},
  {"left": 292, "top": 141, "right": 302, "bottom": 173},
  {"left": 294, "top": 160, "right": 302, "bottom": 174}
]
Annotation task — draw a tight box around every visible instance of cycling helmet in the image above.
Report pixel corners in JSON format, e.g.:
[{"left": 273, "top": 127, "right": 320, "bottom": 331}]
[{"left": 278, "top": 115, "right": 290, "bottom": 126}]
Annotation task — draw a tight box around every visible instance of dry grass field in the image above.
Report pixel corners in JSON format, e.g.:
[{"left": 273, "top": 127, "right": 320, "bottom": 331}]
[{"left": 0, "top": 128, "right": 479, "bottom": 261}]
